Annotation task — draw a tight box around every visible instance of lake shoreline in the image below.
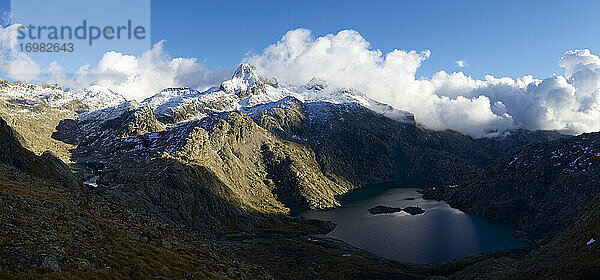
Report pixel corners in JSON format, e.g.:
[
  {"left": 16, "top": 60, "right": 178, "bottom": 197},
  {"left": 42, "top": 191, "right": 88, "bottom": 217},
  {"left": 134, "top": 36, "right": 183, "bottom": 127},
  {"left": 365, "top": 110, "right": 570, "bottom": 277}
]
[{"left": 298, "top": 185, "right": 530, "bottom": 264}]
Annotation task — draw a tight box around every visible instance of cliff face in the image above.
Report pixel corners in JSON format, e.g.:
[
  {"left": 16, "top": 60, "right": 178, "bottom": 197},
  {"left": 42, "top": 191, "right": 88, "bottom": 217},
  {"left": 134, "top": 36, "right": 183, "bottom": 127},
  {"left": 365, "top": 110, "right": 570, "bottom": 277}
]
[
  {"left": 251, "top": 98, "right": 493, "bottom": 188},
  {"left": 172, "top": 112, "right": 352, "bottom": 211},
  {"left": 424, "top": 132, "right": 600, "bottom": 240},
  {"left": 0, "top": 116, "right": 81, "bottom": 190}
]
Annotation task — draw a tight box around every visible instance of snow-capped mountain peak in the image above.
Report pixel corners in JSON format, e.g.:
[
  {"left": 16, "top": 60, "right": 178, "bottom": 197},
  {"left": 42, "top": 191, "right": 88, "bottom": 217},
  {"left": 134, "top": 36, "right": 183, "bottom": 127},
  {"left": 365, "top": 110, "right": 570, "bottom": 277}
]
[
  {"left": 220, "top": 64, "right": 266, "bottom": 97},
  {"left": 305, "top": 78, "right": 328, "bottom": 91},
  {"left": 78, "top": 99, "right": 140, "bottom": 122},
  {"left": 0, "top": 81, "right": 75, "bottom": 108},
  {"left": 68, "top": 85, "right": 127, "bottom": 111},
  {"left": 142, "top": 87, "right": 203, "bottom": 109}
]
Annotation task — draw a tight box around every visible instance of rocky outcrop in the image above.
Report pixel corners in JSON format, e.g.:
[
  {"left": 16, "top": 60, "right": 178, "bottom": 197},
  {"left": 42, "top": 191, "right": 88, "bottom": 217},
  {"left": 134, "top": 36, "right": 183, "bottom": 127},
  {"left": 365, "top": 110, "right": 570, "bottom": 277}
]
[
  {"left": 249, "top": 96, "right": 308, "bottom": 140},
  {"left": 120, "top": 104, "right": 165, "bottom": 137},
  {"left": 0, "top": 81, "right": 85, "bottom": 160},
  {"left": 172, "top": 112, "right": 353, "bottom": 210}
]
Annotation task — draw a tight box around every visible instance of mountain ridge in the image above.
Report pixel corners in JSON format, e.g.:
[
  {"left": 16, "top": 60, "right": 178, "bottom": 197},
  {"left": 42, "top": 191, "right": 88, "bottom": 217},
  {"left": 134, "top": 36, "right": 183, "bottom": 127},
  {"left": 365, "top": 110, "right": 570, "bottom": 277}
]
[{"left": 0, "top": 64, "right": 595, "bottom": 279}]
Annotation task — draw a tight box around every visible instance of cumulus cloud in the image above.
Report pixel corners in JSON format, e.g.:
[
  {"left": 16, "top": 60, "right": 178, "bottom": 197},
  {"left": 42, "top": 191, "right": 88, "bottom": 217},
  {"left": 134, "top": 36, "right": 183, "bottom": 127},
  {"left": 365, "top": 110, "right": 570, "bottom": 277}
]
[
  {"left": 0, "top": 24, "right": 41, "bottom": 80},
  {"left": 56, "top": 40, "right": 231, "bottom": 100},
  {"left": 0, "top": 25, "right": 230, "bottom": 100},
  {"left": 245, "top": 29, "right": 513, "bottom": 136},
  {"left": 245, "top": 28, "right": 600, "bottom": 136},
  {"left": 455, "top": 60, "right": 468, "bottom": 68},
  {"left": 2, "top": 25, "right": 599, "bottom": 136}
]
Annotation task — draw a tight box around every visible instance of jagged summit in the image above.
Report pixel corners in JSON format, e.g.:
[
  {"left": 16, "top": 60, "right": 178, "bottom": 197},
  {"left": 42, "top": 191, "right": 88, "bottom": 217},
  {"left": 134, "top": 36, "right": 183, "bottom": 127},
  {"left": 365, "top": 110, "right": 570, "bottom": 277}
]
[
  {"left": 220, "top": 63, "right": 267, "bottom": 97},
  {"left": 142, "top": 87, "right": 204, "bottom": 110},
  {"left": 68, "top": 85, "right": 127, "bottom": 110},
  {"left": 305, "top": 78, "right": 328, "bottom": 91}
]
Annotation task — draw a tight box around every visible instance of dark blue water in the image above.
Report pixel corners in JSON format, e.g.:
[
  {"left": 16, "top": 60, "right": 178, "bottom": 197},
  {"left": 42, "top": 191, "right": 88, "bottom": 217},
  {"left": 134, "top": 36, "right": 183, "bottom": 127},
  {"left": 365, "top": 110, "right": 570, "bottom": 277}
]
[{"left": 299, "top": 185, "right": 529, "bottom": 264}]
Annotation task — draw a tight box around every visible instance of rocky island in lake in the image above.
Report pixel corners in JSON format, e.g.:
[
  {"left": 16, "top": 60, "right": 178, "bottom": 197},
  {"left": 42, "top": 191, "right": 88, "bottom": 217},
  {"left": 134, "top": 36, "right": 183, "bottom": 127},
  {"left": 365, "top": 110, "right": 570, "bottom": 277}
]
[
  {"left": 403, "top": 206, "right": 425, "bottom": 215},
  {"left": 368, "top": 205, "right": 425, "bottom": 215},
  {"left": 368, "top": 205, "right": 403, "bottom": 215}
]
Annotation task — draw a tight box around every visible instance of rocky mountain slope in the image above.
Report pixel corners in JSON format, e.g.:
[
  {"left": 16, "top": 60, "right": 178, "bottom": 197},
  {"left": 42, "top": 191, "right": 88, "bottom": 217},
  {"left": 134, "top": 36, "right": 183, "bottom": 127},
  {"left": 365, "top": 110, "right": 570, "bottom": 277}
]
[
  {"left": 0, "top": 81, "right": 82, "bottom": 161},
  {"left": 0, "top": 115, "right": 80, "bottom": 190},
  {"left": 421, "top": 192, "right": 600, "bottom": 280},
  {"left": 2, "top": 112, "right": 435, "bottom": 279},
  {"left": 1, "top": 64, "right": 594, "bottom": 279},
  {"left": 0, "top": 82, "right": 127, "bottom": 161},
  {"left": 30, "top": 65, "right": 510, "bottom": 212},
  {"left": 474, "top": 129, "right": 566, "bottom": 158},
  {"left": 424, "top": 132, "right": 600, "bottom": 240},
  {"left": 509, "top": 193, "right": 600, "bottom": 278}
]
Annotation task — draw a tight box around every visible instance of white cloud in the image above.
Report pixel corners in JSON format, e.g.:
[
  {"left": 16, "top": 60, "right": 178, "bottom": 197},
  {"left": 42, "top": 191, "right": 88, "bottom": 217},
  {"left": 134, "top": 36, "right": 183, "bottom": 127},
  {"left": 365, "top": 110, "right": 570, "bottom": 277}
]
[
  {"left": 245, "top": 29, "right": 600, "bottom": 136},
  {"left": 244, "top": 29, "right": 513, "bottom": 136},
  {"left": 59, "top": 40, "right": 231, "bottom": 100},
  {"left": 0, "top": 24, "right": 229, "bottom": 100},
  {"left": 0, "top": 24, "right": 41, "bottom": 81},
  {"left": 2, "top": 25, "right": 600, "bottom": 137},
  {"left": 455, "top": 60, "right": 468, "bottom": 68}
]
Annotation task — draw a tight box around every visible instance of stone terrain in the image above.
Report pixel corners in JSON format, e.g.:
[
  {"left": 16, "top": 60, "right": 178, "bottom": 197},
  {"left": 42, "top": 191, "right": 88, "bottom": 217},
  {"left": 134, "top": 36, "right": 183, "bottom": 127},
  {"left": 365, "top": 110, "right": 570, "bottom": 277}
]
[
  {"left": 424, "top": 132, "right": 600, "bottom": 241},
  {"left": 0, "top": 113, "right": 425, "bottom": 279},
  {"left": 1, "top": 65, "right": 597, "bottom": 279}
]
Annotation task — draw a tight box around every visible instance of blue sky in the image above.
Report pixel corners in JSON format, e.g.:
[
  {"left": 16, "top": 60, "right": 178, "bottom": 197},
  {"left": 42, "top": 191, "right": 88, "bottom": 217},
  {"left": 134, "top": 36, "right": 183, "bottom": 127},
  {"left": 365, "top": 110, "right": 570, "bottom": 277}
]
[
  {"left": 150, "top": 0, "right": 600, "bottom": 79},
  {"left": 6, "top": 0, "right": 150, "bottom": 74},
  {"left": 3, "top": 0, "right": 600, "bottom": 79}
]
